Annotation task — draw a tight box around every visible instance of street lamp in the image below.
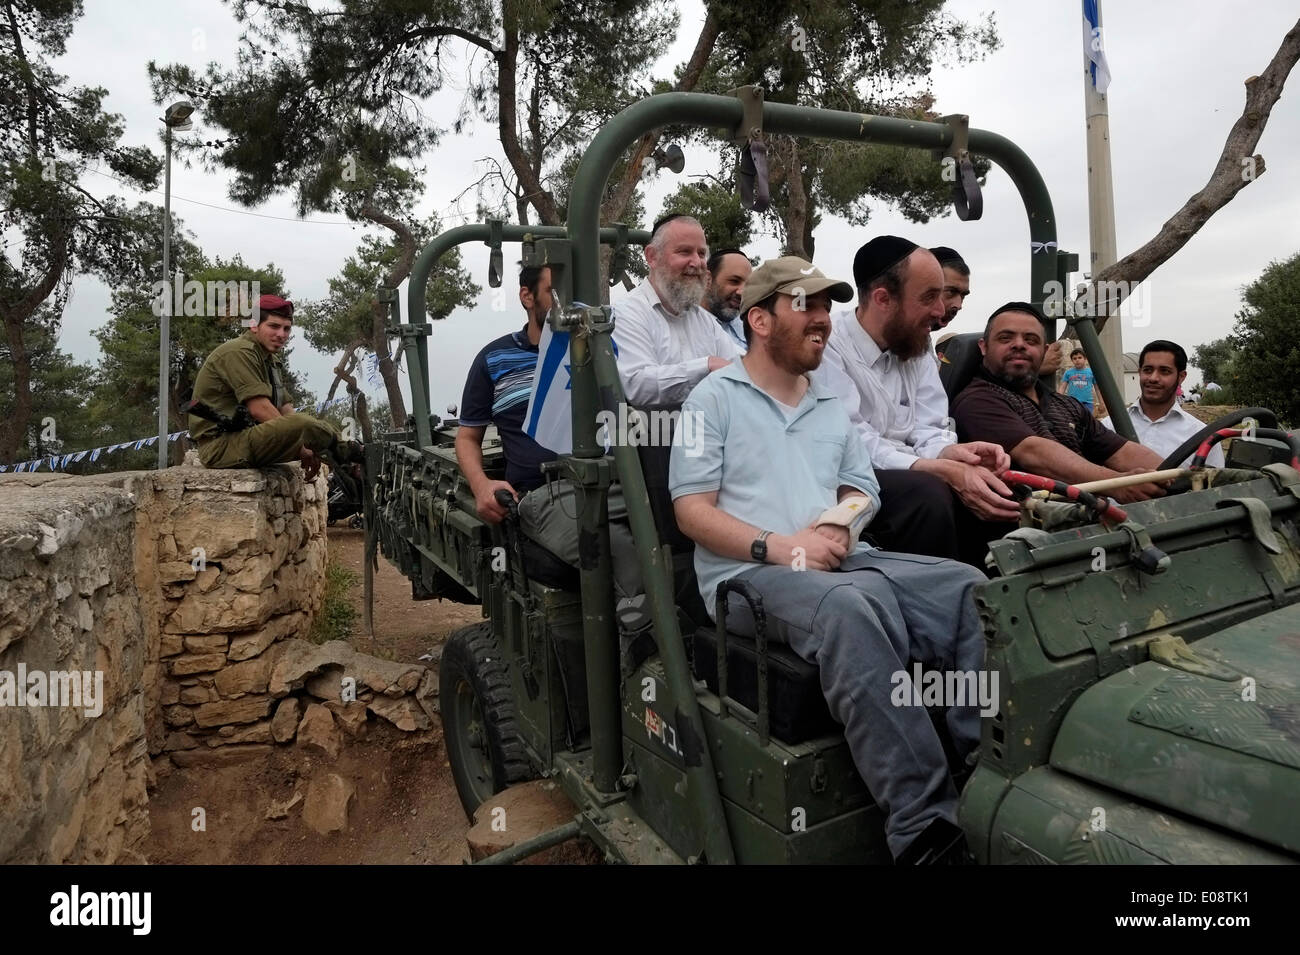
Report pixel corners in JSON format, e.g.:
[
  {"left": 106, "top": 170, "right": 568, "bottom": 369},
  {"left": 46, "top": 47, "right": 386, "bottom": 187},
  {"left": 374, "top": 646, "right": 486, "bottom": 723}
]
[{"left": 158, "top": 100, "right": 194, "bottom": 469}]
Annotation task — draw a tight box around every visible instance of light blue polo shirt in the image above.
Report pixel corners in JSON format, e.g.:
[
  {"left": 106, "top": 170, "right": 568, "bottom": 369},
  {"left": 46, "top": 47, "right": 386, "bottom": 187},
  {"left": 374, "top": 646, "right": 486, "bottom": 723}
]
[{"left": 669, "top": 360, "right": 880, "bottom": 618}]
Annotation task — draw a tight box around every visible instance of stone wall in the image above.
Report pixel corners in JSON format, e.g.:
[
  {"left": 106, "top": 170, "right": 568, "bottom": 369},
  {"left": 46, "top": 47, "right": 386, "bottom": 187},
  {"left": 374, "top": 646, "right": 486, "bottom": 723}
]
[{"left": 0, "top": 464, "right": 327, "bottom": 863}]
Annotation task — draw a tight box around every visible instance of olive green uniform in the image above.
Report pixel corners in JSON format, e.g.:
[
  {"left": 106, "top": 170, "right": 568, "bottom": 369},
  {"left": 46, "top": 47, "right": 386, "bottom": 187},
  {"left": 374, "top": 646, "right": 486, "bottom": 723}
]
[{"left": 190, "top": 330, "right": 340, "bottom": 469}]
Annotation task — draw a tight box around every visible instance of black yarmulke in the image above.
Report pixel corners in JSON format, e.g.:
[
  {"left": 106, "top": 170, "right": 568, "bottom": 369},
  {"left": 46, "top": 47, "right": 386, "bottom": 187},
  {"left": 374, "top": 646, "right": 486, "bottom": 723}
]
[{"left": 853, "top": 236, "right": 919, "bottom": 288}]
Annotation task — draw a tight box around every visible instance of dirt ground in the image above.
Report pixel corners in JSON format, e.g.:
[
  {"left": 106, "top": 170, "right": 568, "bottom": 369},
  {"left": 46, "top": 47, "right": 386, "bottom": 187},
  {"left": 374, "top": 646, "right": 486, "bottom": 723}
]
[{"left": 145, "top": 526, "right": 484, "bottom": 865}]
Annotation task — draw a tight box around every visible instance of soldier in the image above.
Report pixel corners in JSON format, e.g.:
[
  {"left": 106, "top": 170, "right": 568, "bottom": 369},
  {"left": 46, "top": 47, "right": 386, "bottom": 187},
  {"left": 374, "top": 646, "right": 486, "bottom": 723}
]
[{"left": 187, "top": 294, "right": 363, "bottom": 481}]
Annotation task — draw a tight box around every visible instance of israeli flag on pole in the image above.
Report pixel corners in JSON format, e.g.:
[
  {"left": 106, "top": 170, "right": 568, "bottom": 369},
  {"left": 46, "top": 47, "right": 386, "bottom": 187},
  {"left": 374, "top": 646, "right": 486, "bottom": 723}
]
[
  {"left": 1083, "top": 0, "right": 1111, "bottom": 94},
  {"left": 523, "top": 322, "right": 574, "bottom": 455}
]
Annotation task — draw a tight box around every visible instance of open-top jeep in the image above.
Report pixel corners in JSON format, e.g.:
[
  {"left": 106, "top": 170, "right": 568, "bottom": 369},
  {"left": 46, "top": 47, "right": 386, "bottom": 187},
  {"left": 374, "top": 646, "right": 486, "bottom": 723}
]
[{"left": 365, "top": 93, "right": 1300, "bottom": 864}]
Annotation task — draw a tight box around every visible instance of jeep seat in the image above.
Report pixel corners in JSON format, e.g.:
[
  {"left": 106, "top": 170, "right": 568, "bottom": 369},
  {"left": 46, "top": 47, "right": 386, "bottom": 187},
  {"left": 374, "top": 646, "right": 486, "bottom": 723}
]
[
  {"left": 633, "top": 406, "right": 837, "bottom": 744},
  {"left": 936, "top": 332, "right": 983, "bottom": 403}
]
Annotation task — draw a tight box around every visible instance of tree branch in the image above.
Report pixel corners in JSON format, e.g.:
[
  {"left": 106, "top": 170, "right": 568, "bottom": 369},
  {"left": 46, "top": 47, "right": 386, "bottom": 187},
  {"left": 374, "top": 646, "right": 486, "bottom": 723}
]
[
  {"left": 600, "top": 6, "right": 721, "bottom": 226},
  {"left": 1085, "top": 19, "right": 1300, "bottom": 317},
  {"left": 497, "top": 2, "right": 563, "bottom": 224}
]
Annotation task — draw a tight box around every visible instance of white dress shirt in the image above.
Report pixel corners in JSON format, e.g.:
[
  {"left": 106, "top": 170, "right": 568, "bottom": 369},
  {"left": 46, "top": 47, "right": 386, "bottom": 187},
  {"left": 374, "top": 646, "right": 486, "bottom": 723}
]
[
  {"left": 611, "top": 279, "right": 744, "bottom": 406},
  {"left": 815, "top": 311, "right": 956, "bottom": 471},
  {"left": 1103, "top": 402, "right": 1225, "bottom": 468}
]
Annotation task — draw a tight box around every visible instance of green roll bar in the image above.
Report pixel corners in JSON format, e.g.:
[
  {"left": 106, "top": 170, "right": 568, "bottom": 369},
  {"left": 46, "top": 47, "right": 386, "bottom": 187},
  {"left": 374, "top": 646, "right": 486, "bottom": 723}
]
[
  {"left": 560, "top": 92, "right": 1112, "bottom": 865},
  {"left": 400, "top": 222, "right": 652, "bottom": 450}
]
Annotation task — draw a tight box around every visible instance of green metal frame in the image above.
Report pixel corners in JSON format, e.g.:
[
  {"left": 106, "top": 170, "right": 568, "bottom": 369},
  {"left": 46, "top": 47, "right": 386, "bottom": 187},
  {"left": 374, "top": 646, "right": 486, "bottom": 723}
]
[
  {"left": 391, "top": 95, "right": 1137, "bottom": 865},
  {"left": 399, "top": 222, "right": 652, "bottom": 450}
]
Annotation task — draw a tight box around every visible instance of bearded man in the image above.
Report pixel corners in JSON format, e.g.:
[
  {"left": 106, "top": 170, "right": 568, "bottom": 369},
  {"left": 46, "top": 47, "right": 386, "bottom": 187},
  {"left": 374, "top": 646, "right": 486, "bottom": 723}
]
[
  {"left": 702, "top": 247, "right": 753, "bottom": 349},
  {"left": 613, "top": 214, "right": 744, "bottom": 407},
  {"left": 816, "top": 236, "right": 1018, "bottom": 564}
]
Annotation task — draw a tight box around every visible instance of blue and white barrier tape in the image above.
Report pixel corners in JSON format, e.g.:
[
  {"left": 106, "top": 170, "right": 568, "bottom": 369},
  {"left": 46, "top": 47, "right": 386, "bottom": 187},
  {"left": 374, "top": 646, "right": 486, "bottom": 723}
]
[{"left": 1, "top": 395, "right": 360, "bottom": 473}]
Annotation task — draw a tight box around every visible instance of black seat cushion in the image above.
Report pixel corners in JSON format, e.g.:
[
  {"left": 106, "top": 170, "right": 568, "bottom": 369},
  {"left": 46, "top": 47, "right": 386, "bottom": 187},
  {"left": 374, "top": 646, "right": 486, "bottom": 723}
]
[
  {"left": 691, "top": 625, "right": 840, "bottom": 743},
  {"left": 937, "top": 332, "right": 984, "bottom": 403},
  {"left": 521, "top": 536, "right": 580, "bottom": 590}
]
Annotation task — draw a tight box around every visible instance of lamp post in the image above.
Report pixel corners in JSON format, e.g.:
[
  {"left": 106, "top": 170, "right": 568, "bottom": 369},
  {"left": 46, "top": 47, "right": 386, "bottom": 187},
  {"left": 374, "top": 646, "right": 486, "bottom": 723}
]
[{"left": 158, "top": 100, "right": 194, "bottom": 469}]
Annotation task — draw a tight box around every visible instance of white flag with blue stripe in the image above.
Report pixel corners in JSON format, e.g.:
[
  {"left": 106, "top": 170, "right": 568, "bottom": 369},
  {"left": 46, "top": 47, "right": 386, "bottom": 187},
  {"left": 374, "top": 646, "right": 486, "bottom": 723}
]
[
  {"left": 1083, "top": 0, "right": 1112, "bottom": 94},
  {"left": 523, "top": 322, "right": 574, "bottom": 455}
]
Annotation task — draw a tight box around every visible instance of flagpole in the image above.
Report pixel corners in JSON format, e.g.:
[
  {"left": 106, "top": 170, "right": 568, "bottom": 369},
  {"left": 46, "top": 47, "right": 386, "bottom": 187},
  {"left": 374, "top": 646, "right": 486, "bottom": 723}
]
[{"left": 1082, "top": 0, "right": 1126, "bottom": 414}]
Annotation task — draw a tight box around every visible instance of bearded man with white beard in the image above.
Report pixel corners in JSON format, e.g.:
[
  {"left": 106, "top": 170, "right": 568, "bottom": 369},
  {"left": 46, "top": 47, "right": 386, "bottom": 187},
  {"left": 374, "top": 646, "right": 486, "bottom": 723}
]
[{"left": 612, "top": 214, "right": 744, "bottom": 407}]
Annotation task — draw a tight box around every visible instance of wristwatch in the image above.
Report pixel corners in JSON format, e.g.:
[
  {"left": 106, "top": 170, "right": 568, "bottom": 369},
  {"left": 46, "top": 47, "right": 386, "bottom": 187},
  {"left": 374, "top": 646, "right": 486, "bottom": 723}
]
[{"left": 751, "top": 529, "right": 773, "bottom": 562}]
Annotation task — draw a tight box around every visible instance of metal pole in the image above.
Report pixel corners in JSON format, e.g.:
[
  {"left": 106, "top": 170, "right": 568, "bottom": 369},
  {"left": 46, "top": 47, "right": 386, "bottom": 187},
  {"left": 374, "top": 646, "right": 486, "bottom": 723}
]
[
  {"left": 1083, "top": 1, "right": 1128, "bottom": 422},
  {"left": 158, "top": 126, "right": 172, "bottom": 470}
]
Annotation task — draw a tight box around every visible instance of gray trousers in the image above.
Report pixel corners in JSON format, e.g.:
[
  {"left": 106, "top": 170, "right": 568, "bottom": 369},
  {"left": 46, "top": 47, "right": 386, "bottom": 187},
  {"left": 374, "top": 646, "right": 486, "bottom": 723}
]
[
  {"left": 517, "top": 480, "right": 643, "bottom": 601},
  {"left": 721, "top": 549, "right": 987, "bottom": 858}
]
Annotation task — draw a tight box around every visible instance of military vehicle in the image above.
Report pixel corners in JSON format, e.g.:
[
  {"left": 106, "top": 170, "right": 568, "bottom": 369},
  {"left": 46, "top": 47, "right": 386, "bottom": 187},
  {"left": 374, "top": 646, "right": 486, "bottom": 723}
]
[{"left": 364, "top": 91, "right": 1300, "bottom": 864}]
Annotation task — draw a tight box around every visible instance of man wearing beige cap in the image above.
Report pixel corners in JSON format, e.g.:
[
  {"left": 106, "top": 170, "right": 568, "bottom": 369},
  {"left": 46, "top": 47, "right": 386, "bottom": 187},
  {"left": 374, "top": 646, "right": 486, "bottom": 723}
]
[{"left": 671, "top": 256, "right": 986, "bottom": 865}]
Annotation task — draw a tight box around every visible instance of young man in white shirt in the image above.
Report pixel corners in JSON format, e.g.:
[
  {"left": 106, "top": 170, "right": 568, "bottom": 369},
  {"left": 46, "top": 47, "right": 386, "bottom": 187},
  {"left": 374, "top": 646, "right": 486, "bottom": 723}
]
[
  {"left": 612, "top": 215, "right": 744, "bottom": 407},
  {"left": 1102, "top": 340, "right": 1225, "bottom": 468},
  {"left": 816, "top": 236, "right": 1019, "bottom": 564}
]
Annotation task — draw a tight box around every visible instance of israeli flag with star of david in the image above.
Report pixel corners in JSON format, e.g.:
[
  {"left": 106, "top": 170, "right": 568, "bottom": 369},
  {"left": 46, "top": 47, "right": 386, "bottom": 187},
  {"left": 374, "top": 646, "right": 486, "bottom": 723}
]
[
  {"left": 523, "top": 322, "right": 575, "bottom": 454},
  {"left": 523, "top": 315, "right": 618, "bottom": 455}
]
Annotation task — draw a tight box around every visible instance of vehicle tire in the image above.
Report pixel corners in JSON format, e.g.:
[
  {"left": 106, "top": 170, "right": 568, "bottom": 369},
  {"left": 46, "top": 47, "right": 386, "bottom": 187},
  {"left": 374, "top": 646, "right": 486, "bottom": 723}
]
[{"left": 439, "top": 621, "right": 533, "bottom": 819}]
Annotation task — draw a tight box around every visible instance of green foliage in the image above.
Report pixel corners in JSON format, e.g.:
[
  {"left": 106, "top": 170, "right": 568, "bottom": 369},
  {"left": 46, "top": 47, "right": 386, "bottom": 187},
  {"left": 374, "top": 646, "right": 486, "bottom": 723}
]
[
  {"left": 0, "top": 0, "right": 162, "bottom": 461},
  {"left": 0, "top": 312, "right": 96, "bottom": 461},
  {"left": 310, "top": 555, "right": 359, "bottom": 644},
  {"left": 296, "top": 218, "right": 479, "bottom": 358},
  {"left": 680, "top": 1, "right": 999, "bottom": 255},
  {"left": 658, "top": 181, "right": 753, "bottom": 252},
  {"left": 1226, "top": 252, "right": 1300, "bottom": 424},
  {"left": 1191, "top": 337, "right": 1241, "bottom": 390}
]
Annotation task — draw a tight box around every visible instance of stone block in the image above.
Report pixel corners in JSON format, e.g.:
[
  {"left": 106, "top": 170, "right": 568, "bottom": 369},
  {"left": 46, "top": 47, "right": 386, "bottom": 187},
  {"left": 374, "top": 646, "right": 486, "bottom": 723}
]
[
  {"left": 183, "top": 634, "right": 229, "bottom": 654},
  {"left": 367, "top": 695, "right": 430, "bottom": 732},
  {"left": 270, "top": 697, "right": 300, "bottom": 743},
  {"left": 297, "top": 703, "right": 341, "bottom": 759},
  {"left": 302, "top": 773, "right": 353, "bottom": 834},
  {"left": 214, "top": 655, "right": 272, "bottom": 698},
  {"left": 170, "top": 653, "right": 226, "bottom": 676},
  {"left": 207, "top": 721, "right": 272, "bottom": 747},
  {"left": 192, "top": 695, "right": 272, "bottom": 728}
]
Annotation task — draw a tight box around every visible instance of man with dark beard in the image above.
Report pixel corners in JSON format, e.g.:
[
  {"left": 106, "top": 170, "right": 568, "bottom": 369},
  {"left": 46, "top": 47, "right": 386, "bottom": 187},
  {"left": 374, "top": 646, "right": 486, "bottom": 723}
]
[
  {"left": 929, "top": 246, "right": 970, "bottom": 333},
  {"left": 703, "top": 248, "right": 753, "bottom": 349},
  {"left": 671, "top": 256, "right": 986, "bottom": 865},
  {"left": 951, "top": 303, "right": 1166, "bottom": 504},
  {"left": 817, "top": 237, "right": 1018, "bottom": 562},
  {"left": 613, "top": 215, "right": 744, "bottom": 406}
]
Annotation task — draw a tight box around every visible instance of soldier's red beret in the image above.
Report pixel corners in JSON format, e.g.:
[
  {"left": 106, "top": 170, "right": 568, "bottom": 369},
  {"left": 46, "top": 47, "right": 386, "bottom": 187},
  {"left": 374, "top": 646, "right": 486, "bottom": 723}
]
[{"left": 257, "top": 294, "right": 294, "bottom": 319}]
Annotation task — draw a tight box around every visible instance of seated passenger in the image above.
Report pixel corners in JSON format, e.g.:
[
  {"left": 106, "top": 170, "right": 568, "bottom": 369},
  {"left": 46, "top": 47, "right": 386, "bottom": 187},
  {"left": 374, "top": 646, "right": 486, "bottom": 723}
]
[
  {"left": 671, "top": 256, "right": 987, "bottom": 865},
  {"left": 1101, "top": 339, "right": 1224, "bottom": 468},
  {"left": 951, "top": 303, "right": 1166, "bottom": 504},
  {"left": 612, "top": 214, "right": 744, "bottom": 406},
  {"left": 455, "top": 265, "right": 641, "bottom": 600},
  {"left": 702, "top": 247, "right": 753, "bottom": 350},
  {"left": 815, "top": 236, "right": 1019, "bottom": 563}
]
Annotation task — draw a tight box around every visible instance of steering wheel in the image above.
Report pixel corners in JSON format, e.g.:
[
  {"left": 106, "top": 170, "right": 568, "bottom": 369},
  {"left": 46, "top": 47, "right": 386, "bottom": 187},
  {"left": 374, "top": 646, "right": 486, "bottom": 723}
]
[{"left": 1156, "top": 407, "right": 1278, "bottom": 470}]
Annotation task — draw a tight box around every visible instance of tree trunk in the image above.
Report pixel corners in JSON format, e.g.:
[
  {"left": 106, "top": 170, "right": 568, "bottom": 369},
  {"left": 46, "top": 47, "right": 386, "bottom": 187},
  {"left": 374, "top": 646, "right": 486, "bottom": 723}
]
[
  {"left": 498, "top": 1, "right": 564, "bottom": 226},
  {"left": 0, "top": 238, "right": 68, "bottom": 463},
  {"left": 599, "top": 7, "right": 721, "bottom": 230},
  {"left": 358, "top": 202, "right": 420, "bottom": 427},
  {"left": 781, "top": 138, "right": 812, "bottom": 258}
]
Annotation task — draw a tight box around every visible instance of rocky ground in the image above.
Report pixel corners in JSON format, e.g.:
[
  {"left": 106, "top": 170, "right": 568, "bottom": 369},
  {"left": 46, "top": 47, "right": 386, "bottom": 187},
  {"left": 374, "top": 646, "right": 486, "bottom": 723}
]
[{"left": 144, "top": 526, "right": 482, "bottom": 865}]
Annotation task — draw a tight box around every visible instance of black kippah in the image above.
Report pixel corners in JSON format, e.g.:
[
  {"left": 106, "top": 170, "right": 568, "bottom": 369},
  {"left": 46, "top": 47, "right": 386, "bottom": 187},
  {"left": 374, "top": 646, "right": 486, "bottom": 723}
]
[
  {"left": 929, "top": 246, "right": 965, "bottom": 267},
  {"left": 853, "top": 235, "right": 919, "bottom": 289},
  {"left": 988, "top": 300, "right": 1047, "bottom": 324}
]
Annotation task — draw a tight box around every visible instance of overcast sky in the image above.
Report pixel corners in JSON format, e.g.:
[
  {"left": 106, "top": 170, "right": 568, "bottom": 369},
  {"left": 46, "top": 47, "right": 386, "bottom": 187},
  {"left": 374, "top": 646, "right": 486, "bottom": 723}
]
[{"left": 51, "top": 0, "right": 1300, "bottom": 421}]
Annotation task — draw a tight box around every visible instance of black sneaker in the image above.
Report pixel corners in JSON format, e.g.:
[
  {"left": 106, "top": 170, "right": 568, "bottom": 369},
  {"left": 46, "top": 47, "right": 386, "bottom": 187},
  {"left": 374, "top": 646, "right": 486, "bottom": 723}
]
[{"left": 895, "top": 819, "right": 970, "bottom": 865}]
